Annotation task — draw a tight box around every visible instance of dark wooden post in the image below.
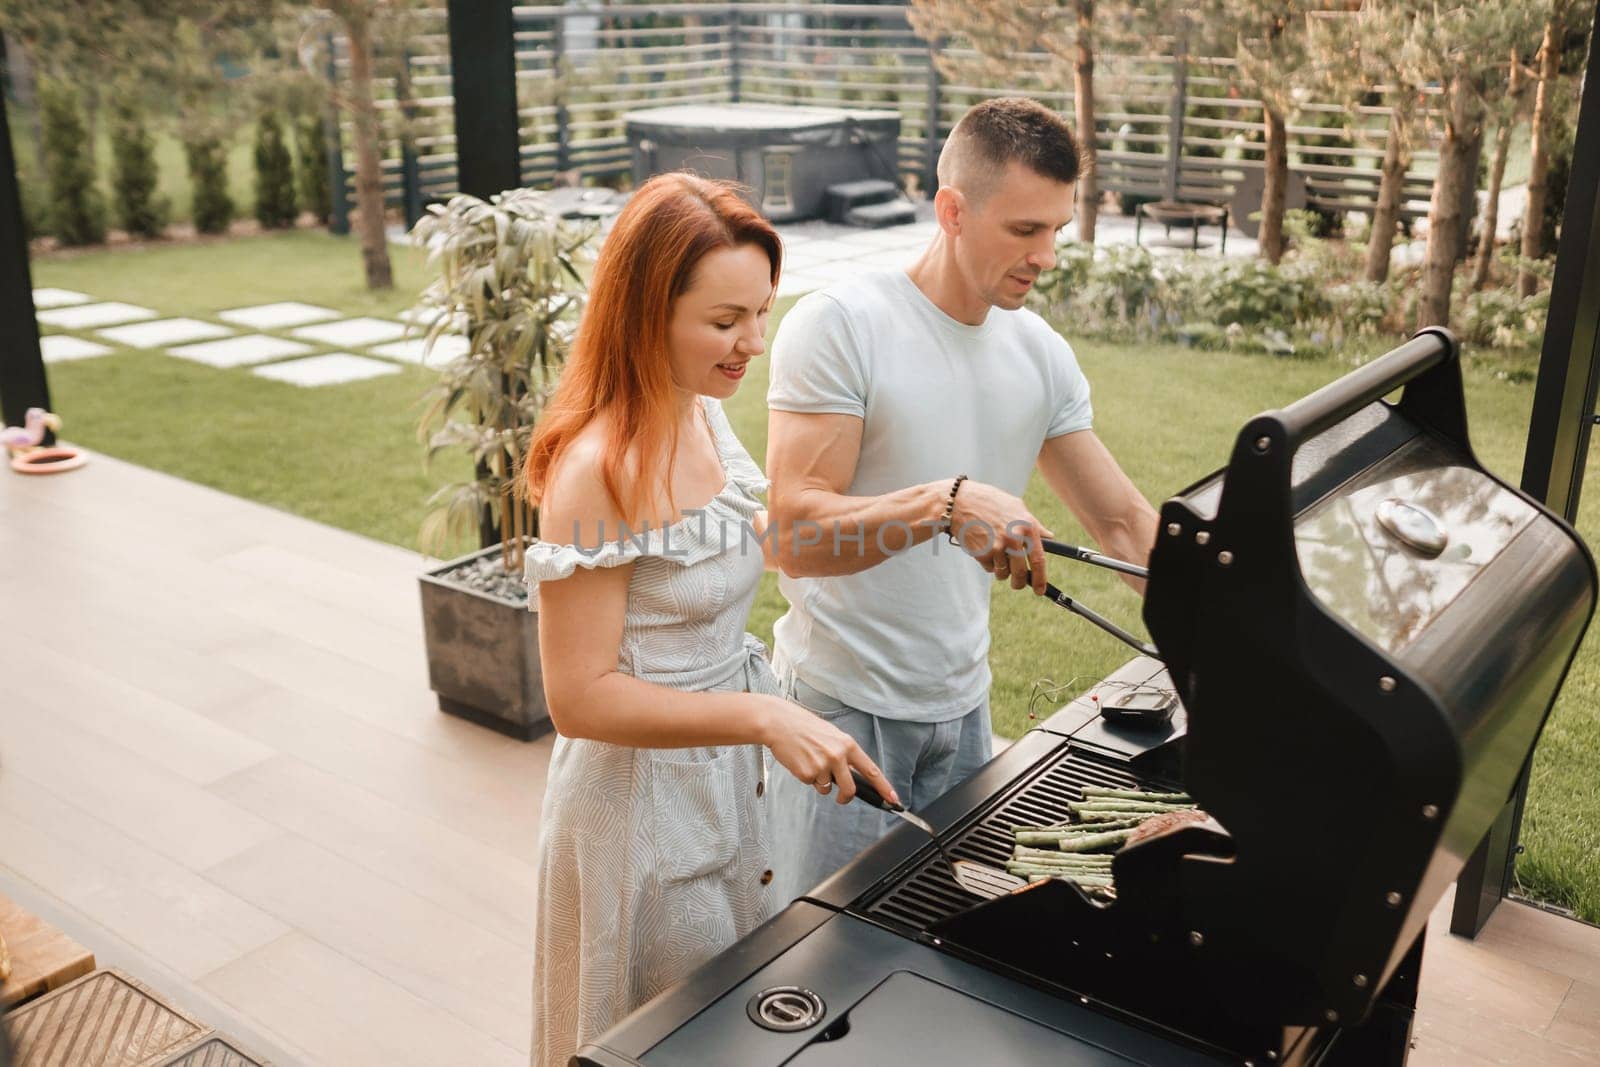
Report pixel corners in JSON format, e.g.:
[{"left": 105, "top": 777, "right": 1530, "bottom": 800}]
[{"left": 0, "top": 36, "right": 50, "bottom": 439}]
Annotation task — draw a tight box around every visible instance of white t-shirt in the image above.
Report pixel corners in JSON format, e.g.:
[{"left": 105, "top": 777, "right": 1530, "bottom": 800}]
[{"left": 767, "top": 269, "right": 1094, "bottom": 721}]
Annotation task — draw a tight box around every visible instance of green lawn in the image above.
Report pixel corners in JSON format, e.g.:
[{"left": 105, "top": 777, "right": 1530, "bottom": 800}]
[
  {"left": 35, "top": 232, "right": 475, "bottom": 556},
  {"left": 27, "top": 232, "right": 1600, "bottom": 923}
]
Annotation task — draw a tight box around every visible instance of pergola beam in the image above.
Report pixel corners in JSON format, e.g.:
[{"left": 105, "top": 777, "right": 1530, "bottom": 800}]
[{"left": 0, "top": 37, "right": 50, "bottom": 438}]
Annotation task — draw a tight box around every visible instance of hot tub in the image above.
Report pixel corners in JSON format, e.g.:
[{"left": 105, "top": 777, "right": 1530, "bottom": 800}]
[{"left": 624, "top": 103, "right": 901, "bottom": 222}]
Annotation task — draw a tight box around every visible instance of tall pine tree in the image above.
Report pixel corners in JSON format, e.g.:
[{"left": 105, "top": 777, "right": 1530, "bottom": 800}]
[
  {"left": 254, "top": 109, "right": 299, "bottom": 228},
  {"left": 110, "top": 95, "right": 169, "bottom": 238},
  {"left": 40, "top": 81, "right": 107, "bottom": 246}
]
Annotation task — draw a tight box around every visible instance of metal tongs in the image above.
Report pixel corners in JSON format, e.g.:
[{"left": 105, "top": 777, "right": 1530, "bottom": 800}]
[
  {"left": 849, "top": 771, "right": 1025, "bottom": 899},
  {"left": 1032, "top": 539, "right": 1161, "bottom": 660}
]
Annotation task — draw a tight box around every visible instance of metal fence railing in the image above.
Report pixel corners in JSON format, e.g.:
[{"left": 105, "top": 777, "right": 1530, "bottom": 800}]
[{"left": 329, "top": 3, "right": 1441, "bottom": 230}]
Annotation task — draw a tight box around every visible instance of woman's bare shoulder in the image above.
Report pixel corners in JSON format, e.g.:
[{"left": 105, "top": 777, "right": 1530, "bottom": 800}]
[{"left": 541, "top": 418, "right": 640, "bottom": 545}]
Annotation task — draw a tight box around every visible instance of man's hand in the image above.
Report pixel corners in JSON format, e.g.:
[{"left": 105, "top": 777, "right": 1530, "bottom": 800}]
[{"left": 948, "top": 480, "right": 1053, "bottom": 596}]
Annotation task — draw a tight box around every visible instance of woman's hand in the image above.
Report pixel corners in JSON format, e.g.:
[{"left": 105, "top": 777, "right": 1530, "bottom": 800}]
[{"left": 754, "top": 696, "right": 899, "bottom": 807}]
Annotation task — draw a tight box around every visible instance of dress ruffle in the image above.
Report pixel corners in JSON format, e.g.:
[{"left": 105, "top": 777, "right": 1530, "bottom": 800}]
[{"left": 523, "top": 398, "right": 768, "bottom": 609}]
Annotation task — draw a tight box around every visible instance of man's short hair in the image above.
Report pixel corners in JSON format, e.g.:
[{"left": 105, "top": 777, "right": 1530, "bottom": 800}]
[{"left": 936, "top": 97, "right": 1080, "bottom": 205}]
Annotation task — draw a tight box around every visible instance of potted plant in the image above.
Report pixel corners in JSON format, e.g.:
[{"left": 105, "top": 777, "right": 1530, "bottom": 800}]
[{"left": 412, "top": 188, "right": 595, "bottom": 740}]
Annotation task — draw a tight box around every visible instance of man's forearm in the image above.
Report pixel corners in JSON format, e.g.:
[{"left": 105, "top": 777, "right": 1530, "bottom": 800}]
[{"left": 771, "top": 480, "right": 952, "bottom": 577}]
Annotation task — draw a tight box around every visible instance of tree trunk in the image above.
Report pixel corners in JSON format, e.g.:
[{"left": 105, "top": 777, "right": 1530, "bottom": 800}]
[
  {"left": 1520, "top": 15, "right": 1560, "bottom": 296},
  {"left": 1260, "top": 106, "right": 1288, "bottom": 264},
  {"left": 1365, "top": 104, "right": 1409, "bottom": 283},
  {"left": 344, "top": 10, "right": 394, "bottom": 291},
  {"left": 1073, "top": 0, "right": 1098, "bottom": 244},
  {"left": 1470, "top": 120, "right": 1512, "bottom": 291},
  {"left": 1420, "top": 84, "right": 1481, "bottom": 328}
]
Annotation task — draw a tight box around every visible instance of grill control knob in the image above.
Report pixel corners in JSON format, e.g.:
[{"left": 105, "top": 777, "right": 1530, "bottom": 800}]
[
  {"left": 748, "top": 986, "right": 826, "bottom": 1032},
  {"left": 1375, "top": 498, "right": 1448, "bottom": 558}
]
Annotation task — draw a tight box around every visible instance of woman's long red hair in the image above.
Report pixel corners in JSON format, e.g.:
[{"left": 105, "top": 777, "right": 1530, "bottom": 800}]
[{"left": 524, "top": 172, "right": 781, "bottom": 521}]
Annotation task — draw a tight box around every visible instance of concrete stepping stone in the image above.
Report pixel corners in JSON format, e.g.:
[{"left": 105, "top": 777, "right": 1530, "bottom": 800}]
[
  {"left": 98, "top": 318, "right": 233, "bottom": 348},
  {"left": 369, "top": 334, "right": 471, "bottom": 367},
  {"left": 168, "top": 334, "right": 314, "bottom": 369},
  {"left": 32, "top": 287, "right": 91, "bottom": 309},
  {"left": 399, "top": 306, "right": 467, "bottom": 332},
  {"left": 40, "top": 335, "right": 114, "bottom": 363},
  {"left": 251, "top": 353, "right": 404, "bottom": 387},
  {"left": 290, "top": 317, "right": 408, "bottom": 347},
  {"left": 218, "top": 301, "right": 341, "bottom": 330},
  {"left": 37, "top": 302, "right": 158, "bottom": 329}
]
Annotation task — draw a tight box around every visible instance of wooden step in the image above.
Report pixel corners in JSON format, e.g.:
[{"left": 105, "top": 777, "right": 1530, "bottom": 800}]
[{"left": 0, "top": 895, "right": 95, "bottom": 1010}]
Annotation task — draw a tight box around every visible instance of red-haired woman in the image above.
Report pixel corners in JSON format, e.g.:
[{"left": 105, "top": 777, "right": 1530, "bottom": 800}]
[{"left": 522, "top": 173, "right": 897, "bottom": 1066}]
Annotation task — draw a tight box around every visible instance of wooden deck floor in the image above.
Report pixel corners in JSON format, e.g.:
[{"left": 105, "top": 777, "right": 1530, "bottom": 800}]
[{"left": 2, "top": 449, "right": 1597, "bottom": 1066}]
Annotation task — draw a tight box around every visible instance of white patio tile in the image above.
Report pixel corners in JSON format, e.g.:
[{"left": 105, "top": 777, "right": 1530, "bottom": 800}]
[
  {"left": 780, "top": 252, "right": 827, "bottom": 274},
  {"left": 33, "top": 287, "right": 91, "bottom": 309},
  {"left": 290, "top": 318, "right": 409, "bottom": 348},
  {"left": 854, "top": 248, "right": 922, "bottom": 270},
  {"left": 37, "top": 302, "right": 159, "bottom": 329},
  {"left": 218, "top": 302, "right": 343, "bottom": 330},
  {"left": 776, "top": 272, "right": 832, "bottom": 298},
  {"left": 834, "top": 226, "right": 929, "bottom": 249},
  {"left": 40, "top": 335, "right": 114, "bottom": 363},
  {"left": 781, "top": 239, "right": 872, "bottom": 262},
  {"left": 368, "top": 336, "right": 471, "bottom": 368},
  {"left": 811, "top": 258, "right": 880, "bottom": 282},
  {"left": 251, "top": 353, "right": 404, "bottom": 388},
  {"left": 98, "top": 318, "right": 233, "bottom": 349},
  {"left": 168, "top": 335, "right": 316, "bottom": 369}
]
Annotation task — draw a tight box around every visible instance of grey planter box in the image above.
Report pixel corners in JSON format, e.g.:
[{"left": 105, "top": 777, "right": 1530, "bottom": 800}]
[{"left": 419, "top": 544, "right": 552, "bottom": 742}]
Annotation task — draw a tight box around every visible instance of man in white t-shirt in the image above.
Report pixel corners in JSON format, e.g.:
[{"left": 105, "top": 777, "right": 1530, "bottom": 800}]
[{"left": 764, "top": 97, "right": 1160, "bottom": 902}]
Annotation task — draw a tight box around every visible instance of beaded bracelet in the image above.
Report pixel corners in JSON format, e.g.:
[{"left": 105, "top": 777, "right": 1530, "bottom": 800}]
[{"left": 940, "top": 474, "right": 968, "bottom": 545}]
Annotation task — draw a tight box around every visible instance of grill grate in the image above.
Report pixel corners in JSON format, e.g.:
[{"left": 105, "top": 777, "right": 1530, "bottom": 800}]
[{"left": 859, "top": 744, "right": 1164, "bottom": 933}]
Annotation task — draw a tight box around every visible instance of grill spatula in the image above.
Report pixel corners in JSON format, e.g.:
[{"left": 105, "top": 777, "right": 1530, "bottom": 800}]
[{"left": 848, "top": 771, "right": 1025, "bottom": 899}]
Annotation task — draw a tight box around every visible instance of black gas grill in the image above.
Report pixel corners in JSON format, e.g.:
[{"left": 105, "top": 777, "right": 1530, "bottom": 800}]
[{"left": 576, "top": 330, "right": 1596, "bottom": 1067}]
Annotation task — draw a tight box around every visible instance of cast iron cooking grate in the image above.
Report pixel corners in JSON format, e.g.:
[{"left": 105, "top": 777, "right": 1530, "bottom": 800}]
[{"left": 859, "top": 744, "right": 1165, "bottom": 933}]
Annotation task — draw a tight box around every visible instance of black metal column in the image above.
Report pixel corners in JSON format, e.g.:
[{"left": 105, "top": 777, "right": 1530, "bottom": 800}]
[
  {"left": 1451, "top": 0, "right": 1600, "bottom": 938},
  {"left": 447, "top": 0, "right": 522, "bottom": 550},
  {"left": 0, "top": 36, "right": 50, "bottom": 435},
  {"left": 447, "top": 0, "right": 523, "bottom": 199}
]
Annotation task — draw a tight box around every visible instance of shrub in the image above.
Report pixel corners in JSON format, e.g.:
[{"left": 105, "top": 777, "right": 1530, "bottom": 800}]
[
  {"left": 296, "top": 113, "right": 332, "bottom": 223},
  {"left": 40, "top": 83, "right": 106, "bottom": 246},
  {"left": 1194, "top": 259, "right": 1321, "bottom": 329},
  {"left": 254, "top": 110, "right": 299, "bottom": 229},
  {"left": 1457, "top": 287, "right": 1549, "bottom": 350},
  {"left": 1320, "top": 280, "right": 1392, "bottom": 339},
  {"left": 185, "top": 134, "right": 234, "bottom": 235},
  {"left": 109, "top": 97, "right": 169, "bottom": 239}
]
